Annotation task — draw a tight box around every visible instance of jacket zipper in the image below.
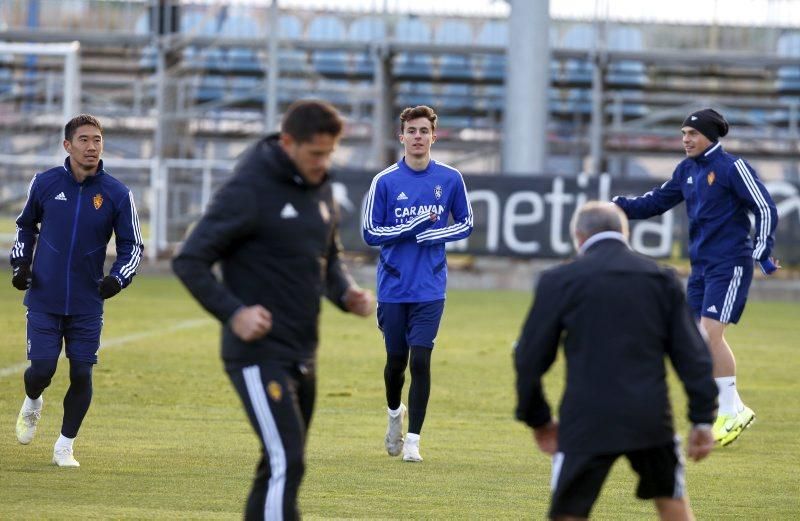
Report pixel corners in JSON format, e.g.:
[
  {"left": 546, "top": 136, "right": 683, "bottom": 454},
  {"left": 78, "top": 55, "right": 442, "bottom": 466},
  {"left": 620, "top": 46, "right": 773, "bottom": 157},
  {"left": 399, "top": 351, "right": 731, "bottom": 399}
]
[{"left": 64, "top": 185, "right": 83, "bottom": 315}]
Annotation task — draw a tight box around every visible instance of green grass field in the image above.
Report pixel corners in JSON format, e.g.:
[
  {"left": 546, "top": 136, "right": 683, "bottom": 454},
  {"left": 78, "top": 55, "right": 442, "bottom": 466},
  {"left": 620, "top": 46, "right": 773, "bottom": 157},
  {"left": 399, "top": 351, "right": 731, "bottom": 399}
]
[{"left": 1, "top": 276, "right": 798, "bottom": 519}]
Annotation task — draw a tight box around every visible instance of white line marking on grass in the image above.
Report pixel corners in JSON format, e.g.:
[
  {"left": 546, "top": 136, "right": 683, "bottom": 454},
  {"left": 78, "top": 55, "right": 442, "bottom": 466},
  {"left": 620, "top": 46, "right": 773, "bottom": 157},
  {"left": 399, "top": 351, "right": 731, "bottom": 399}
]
[{"left": 0, "top": 318, "right": 213, "bottom": 380}]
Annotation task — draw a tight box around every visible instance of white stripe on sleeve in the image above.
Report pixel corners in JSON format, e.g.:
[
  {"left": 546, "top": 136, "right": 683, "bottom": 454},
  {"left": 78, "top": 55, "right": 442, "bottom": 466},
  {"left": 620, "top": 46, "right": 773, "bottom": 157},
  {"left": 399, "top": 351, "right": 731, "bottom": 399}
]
[{"left": 733, "top": 159, "right": 770, "bottom": 260}]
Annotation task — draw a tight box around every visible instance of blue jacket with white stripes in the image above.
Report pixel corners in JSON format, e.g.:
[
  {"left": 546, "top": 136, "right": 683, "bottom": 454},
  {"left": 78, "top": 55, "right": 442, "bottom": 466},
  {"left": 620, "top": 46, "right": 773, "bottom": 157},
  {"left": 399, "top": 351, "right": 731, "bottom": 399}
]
[
  {"left": 10, "top": 158, "right": 143, "bottom": 315},
  {"left": 614, "top": 142, "right": 778, "bottom": 267},
  {"left": 363, "top": 158, "right": 473, "bottom": 303}
]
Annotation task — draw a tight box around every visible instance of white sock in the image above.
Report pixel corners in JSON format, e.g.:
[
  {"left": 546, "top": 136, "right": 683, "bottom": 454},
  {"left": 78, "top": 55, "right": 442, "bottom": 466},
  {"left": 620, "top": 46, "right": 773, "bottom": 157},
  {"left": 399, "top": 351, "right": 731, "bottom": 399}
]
[
  {"left": 715, "top": 376, "right": 739, "bottom": 416},
  {"left": 24, "top": 396, "right": 43, "bottom": 411},
  {"left": 388, "top": 406, "right": 402, "bottom": 417},
  {"left": 406, "top": 433, "right": 420, "bottom": 445},
  {"left": 55, "top": 434, "right": 75, "bottom": 451}
]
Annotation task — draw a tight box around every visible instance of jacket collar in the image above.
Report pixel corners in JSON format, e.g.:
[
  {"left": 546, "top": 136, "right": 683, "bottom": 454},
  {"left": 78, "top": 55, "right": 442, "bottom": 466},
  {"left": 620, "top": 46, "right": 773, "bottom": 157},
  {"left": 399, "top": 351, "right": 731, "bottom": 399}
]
[
  {"left": 579, "top": 231, "right": 630, "bottom": 255},
  {"left": 692, "top": 141, "right": 723, "bottom": 165},
  {"left": 399, "top": 157, "right": 434, "bottom": 174},
  {"left": 63, "top": 156, "right": 105, "bottom": 184}
]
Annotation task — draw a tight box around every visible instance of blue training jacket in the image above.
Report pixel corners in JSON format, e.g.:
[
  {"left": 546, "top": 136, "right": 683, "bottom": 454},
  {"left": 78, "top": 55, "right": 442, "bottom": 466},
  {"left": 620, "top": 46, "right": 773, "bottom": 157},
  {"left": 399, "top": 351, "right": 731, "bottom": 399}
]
[
  {"left": 10, "top": 158, "right": 144, "bottom": 315},
  {"left": 614, "top": 142, "right": 778, "bottom": 266},
  {"left": 362, "top": 158, "right": 473, "bottom": 303}
]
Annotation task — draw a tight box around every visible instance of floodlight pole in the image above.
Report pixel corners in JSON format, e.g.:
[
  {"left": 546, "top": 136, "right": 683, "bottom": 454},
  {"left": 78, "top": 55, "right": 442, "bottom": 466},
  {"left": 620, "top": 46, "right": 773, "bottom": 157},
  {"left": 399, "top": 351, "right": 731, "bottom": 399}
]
[{"left": 503, "top": 0, "right": 549, "bottom": 175}]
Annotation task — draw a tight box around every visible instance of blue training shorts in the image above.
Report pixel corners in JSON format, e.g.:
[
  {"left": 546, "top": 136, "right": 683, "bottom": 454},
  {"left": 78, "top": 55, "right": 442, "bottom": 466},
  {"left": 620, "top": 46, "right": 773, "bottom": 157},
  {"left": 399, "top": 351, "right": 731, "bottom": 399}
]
[
  {"left": 26, "top": 311, "right": 104, "bottom": 364},
  {"left": 687, "top": 260, "right": 753, "bottom": 325},
  {"left": 376, "top": 300, "right": 445, "bottom": 354}
]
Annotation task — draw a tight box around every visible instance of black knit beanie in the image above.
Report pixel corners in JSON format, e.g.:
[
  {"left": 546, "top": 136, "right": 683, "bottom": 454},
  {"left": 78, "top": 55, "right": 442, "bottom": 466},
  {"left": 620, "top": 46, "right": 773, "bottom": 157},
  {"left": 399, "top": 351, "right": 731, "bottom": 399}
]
[{"left": 682, "top": 108, "right": 729, "bottom": 142}]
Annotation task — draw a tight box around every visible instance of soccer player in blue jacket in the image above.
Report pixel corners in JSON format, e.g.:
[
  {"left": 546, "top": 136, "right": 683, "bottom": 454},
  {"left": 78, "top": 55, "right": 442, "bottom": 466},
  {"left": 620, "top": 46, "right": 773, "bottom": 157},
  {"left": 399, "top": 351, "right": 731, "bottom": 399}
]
[
  {"left": 613, "top": 108, "right": 778, "bottom": 447},
  {"left": 11, "top": 114, "right": 143, "bottom": 467},
  {"left": 363, "top": 105, "right": 473, "bottom": 461}
]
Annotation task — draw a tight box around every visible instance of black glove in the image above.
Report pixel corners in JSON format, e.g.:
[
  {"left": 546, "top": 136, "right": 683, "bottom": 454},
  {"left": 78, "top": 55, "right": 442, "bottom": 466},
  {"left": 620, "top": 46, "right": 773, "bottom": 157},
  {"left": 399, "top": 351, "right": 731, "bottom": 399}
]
[
  {"left": 99, "top": 275, "right": 122, "bottom": 299},
  {"left": 12, "top": 263, "right": 32, "bottom": 290}
]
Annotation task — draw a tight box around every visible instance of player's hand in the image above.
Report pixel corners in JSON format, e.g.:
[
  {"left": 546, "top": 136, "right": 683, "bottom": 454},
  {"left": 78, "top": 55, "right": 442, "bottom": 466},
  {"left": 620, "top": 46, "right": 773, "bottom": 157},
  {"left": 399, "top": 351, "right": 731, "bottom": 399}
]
[
  {"left": 533, "top": 420, "right": 559, "bottom": 455},
  {"left": 758, "top": 257, "right": 780, "bottom": 276},
  {"left": 230, "top": 305, "right": 272, "bottom": 342},
  {"left": 343, "top": 286, "right": 376, "bottom": 317},
  {"left": 687, "top": 425, "right": 714, "bottom": 462},
  {"left": 99, "top": 275, "right": 122, "bottom": 299},
  {"left": 12, "top": 263, "right": 32, "bottom": 290},
  {"left": 429, "top": 210, "right": 439, "bottom": 222}
]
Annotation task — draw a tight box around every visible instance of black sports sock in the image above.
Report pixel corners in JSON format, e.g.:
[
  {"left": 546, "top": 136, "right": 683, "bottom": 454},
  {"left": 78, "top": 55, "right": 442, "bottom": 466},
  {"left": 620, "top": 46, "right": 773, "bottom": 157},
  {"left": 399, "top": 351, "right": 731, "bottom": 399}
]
[
  {"left": 384, "top": 352, "right": 408, "bottom": 411},
  {"left": 407, "top": 347, "right": 431, "bottom": 435},
  {"left": 61, "top": 360, "right": 93, "bottom": 438}
]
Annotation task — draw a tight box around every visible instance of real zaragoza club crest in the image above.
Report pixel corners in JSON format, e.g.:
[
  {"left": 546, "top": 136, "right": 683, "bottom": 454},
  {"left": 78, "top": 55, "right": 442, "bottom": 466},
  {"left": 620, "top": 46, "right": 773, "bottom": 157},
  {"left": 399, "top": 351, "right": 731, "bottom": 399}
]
[
  {"left": 267, "top": 381, "right": 282, "bottom": 402},
  {"left": 93, "top": 193, "right": 103, "bottom": 209},
  {"left": 434, "top": 185, "right": 442, "bottom": 200}
]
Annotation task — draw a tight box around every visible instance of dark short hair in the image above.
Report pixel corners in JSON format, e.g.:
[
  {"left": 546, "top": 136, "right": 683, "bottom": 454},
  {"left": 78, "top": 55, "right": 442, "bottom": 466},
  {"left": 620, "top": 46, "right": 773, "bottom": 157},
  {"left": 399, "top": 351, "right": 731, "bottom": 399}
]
[
  {"left": 281, "top": 100, "right": 343, "bottom": 143},
  {"left": 65, "top": 114, "right": 103, "bottom": 141},
  {"left": 399, "top": 105, "right": 437, "bottom": 132}
]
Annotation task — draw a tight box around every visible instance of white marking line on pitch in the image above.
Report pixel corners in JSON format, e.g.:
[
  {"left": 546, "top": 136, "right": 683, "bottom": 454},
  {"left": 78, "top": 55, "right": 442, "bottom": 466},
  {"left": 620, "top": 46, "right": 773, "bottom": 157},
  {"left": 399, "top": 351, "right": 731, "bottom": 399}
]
[{"left": 0, "top": 318, "right": 213, "bottom": 380}]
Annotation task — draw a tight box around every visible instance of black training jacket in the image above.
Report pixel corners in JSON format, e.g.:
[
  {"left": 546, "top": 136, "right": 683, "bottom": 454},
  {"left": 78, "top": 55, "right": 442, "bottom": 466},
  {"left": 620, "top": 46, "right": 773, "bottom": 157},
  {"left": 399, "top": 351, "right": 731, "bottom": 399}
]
[
  {"left": 515, "top": 238, "right": 717, "bottom": 454},
  {"left": 172, "top": 134, "right": 354, "bottom": 367}
]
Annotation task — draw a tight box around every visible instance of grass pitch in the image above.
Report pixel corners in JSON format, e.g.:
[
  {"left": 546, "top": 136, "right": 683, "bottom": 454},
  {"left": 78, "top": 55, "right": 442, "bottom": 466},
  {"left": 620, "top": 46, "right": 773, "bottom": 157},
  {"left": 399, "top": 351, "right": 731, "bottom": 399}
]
[{"left": 1, "top": 275, "right": 798, "bottom": 519}]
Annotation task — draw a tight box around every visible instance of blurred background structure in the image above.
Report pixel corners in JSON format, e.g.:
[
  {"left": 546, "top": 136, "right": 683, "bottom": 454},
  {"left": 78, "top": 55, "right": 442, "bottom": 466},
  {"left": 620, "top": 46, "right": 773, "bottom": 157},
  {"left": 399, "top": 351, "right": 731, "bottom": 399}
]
[{"left": 1, "top": 0, "right": 799, "bottom": 261}]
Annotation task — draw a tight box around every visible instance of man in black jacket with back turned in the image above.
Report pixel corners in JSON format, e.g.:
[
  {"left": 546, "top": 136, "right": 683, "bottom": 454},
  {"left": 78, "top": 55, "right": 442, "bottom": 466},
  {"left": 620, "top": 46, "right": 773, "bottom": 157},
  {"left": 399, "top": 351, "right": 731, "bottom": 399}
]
[
  {"left": 172, "top": 100, "right": 375, "bottom": 521},
  {"left": 515, "top": 201, "right": 717, "bottom": 521}
]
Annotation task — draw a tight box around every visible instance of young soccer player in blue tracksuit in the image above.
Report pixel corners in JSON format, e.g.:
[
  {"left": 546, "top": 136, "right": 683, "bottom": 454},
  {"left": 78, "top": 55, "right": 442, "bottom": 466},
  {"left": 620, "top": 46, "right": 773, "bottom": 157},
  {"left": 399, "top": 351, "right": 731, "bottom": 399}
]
[
  {"left": 11, "top": 114, "right": 143, "bottom": 467},
  {"left": 363, "top": 105, "right": 473, "bottom": 462},
  {"left": 613, "top": 108, "right": 778, "bottom": 447}
]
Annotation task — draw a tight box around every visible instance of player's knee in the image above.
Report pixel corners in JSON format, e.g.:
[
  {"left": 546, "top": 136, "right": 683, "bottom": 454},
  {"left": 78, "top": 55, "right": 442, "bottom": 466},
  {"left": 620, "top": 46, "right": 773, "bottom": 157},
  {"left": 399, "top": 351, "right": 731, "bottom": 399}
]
[
  {"left": 409, "top": 348, "right": 431, "bottom": 376},
  {"left": 68, "top": 360, "right": 94, "bottom": 390},
  {"left": 284, "top": 451, "right": 305, "bottom": 479},
  {"left": 385, "top": 353, "right": 408, "bottom": 375},
  {"left": 26, "top": 359, "right": 58, "bottom": 385}
]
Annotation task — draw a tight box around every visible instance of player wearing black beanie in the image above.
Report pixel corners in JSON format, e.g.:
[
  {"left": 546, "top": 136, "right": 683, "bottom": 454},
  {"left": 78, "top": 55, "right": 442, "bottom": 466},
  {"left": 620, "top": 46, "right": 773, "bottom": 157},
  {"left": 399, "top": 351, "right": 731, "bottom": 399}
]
[
  {"left": 614, "top": 107, "right": 780, "bottom": 449},
  {"left": 682, "top": 108, "right": 730, "bottom": 142}
]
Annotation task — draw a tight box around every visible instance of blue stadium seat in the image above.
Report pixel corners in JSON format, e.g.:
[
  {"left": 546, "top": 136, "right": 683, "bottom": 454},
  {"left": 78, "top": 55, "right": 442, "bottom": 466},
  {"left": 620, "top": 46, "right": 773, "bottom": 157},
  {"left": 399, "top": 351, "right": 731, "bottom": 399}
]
[
  {"left": 349, "top": 17, "right": 385, "bottom": 75},
  {"left": 180, "top": 9, "right": 223, "bottom": 68},
  {"left": 194, "top": 75, "right": 226, "bottom": 103},
  {"left": 474, "top": 21, "right": 506, "bottom": 81},
  {"left": 133, "top": 13, "right": 157, "bottom": 69},
  {"left": 607, "top": 90, "right": 648, "bottom": 118},
  {"left": 0, "top": 53, "right": 12, "bottom": 96},
  {"left": 278, "top": 15, "right": 307, "bottom": 73},
  {"left": 607, "top": 27, "right": 647, "bottom": 88},
  {"left": 308, "top": 16, "right": 348, "bottom": 75},
  {"left": 394, "top": 18, "right": 433, "bottom": 78},
  {"left": 776, "top": 32, "right": 800, "bottom": 94},
  {"left": 470, "top": 84, "right": 503, "bottom": 112},
  {"left": 434, "top": 20, "right": 474, "bottom": 80},
  {"left": 230, "top": 76, "right": 263, "bottom": 104},
  {"left": 436, "top": 84, "right": 472, "bottom": 111},
  {"left": 560, "top": 24, "right": 595, "bottom": 86},
  {"left": 219, "top": 10, "right": 264, "bottom": 73},
  {"left": 396, "top": 82, "right": 436, "bottom": 107},
  {"left": 315, "top": 79, "right": 354, "bottom": 105}
]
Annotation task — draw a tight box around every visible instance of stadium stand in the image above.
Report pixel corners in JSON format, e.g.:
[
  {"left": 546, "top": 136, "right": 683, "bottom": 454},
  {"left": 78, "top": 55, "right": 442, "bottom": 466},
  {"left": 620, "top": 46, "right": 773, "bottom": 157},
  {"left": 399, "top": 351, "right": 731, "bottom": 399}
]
[{"left": 0, "top": 1, "right": 798, "bottom": 170}]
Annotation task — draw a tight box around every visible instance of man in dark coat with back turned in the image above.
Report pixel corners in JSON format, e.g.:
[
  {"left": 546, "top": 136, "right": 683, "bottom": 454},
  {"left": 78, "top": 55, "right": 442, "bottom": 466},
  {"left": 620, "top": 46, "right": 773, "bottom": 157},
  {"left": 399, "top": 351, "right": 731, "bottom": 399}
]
[{"left": 515, "top": 201, "right": 717, "bottom": 520}]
